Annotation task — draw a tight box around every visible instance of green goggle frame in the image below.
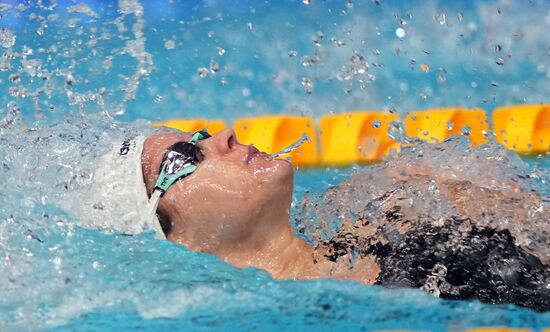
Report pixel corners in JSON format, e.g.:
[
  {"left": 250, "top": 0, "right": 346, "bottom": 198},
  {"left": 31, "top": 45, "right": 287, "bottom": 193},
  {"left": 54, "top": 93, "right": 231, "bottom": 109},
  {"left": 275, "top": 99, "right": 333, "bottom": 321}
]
[{"left": 153, "top": 129, "right": 210, "bottom": 195}]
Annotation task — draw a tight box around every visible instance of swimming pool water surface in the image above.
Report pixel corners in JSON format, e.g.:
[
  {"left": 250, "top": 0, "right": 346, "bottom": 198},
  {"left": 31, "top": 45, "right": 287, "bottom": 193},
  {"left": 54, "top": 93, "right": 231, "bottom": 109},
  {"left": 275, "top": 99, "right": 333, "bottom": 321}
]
[{"left": 0, "top": 0, "right": 549, "bottom": 331}]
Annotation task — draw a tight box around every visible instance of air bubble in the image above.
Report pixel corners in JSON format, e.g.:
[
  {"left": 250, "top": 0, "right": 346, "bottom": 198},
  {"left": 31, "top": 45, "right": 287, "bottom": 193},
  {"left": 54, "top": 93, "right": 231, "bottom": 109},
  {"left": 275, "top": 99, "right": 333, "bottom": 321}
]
[
  {"left": 216, "top": 47, "right": 225, "bottom": 56},
  {"left": 246, "top": 22, "right": 253, "bottom": 31},
  {"left": 461, "top": 125, "right": 471, "bottom": 136},
  {"left": 372, "top": 120, "right": 381, "bottom": 128}
]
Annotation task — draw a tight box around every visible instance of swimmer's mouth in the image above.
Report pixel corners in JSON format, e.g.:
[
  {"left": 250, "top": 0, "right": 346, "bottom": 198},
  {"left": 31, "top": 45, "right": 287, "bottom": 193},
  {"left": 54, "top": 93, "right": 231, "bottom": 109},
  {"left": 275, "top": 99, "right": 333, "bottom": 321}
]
[
  {"left": 246, "top": 145, "right": 260, "bottom": 163},
  {"left": 246, "top": 145, "right": 270, "bottom": 164}
]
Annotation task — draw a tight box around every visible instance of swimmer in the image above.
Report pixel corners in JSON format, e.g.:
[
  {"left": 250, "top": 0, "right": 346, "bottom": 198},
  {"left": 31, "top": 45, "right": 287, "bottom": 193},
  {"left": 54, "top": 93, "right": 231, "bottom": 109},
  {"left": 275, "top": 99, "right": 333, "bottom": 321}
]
[{"left": 76, "top": 127, "right": 550, "bottom": 312}]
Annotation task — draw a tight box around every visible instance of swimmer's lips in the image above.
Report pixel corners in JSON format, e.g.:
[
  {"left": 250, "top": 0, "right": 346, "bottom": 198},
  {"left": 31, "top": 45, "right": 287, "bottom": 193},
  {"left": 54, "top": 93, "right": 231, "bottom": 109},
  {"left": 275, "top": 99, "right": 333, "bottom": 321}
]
[{"left": 246, "top": 145, "right": 269, "bottom": 164}]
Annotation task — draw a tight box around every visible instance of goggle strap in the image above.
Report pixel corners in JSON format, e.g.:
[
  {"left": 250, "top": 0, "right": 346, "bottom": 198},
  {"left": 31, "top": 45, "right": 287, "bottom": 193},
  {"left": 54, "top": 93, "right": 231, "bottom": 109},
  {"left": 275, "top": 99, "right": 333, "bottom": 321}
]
[
  {"left": 147, "top": 189, "right": 166, "bottom": 240},
  {"left": 153, "top": 163, "right": 197, "bottom": 195},
  {"left": 190, "top": 129, "right": 210, "bottom": 142}
]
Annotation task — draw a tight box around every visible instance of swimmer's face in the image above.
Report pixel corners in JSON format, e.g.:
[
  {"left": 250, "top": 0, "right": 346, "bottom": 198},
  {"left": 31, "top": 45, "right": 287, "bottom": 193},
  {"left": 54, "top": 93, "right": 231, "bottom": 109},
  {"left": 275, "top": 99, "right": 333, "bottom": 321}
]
[{"left": 141, "top": 128, "right": 294, "bottom": 252}]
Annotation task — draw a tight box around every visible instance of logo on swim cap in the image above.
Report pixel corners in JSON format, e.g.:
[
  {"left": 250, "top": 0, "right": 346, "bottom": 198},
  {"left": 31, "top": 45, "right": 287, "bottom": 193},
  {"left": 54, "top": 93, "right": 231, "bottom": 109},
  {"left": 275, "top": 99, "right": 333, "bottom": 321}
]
[{"left": 119, "top": 139, "right": 133, "bottom": 156}]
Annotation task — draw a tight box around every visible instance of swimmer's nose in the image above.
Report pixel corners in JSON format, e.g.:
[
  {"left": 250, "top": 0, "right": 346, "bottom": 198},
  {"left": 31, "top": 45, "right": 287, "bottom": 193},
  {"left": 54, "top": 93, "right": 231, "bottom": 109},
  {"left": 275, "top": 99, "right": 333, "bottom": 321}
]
[{"left": 211, "top": 128, "right": 238, "bottom": 155}]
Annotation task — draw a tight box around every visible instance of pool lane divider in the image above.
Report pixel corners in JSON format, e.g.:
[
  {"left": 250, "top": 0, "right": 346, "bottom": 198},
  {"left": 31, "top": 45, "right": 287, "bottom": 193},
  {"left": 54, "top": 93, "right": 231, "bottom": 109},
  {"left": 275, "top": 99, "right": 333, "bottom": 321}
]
[
  {"left": 234, "top": 115, "right": 319, "bottom": 166},
  {"left": 404, "top": 107, "right": 489, "bottom": 146},
  {"left": 152, "top": 104, "right": 550, "bottom": 167},
  {"left": 153, "top": 118, "right": 228, "bottom": 134},
  {"left": 493, "top": 104, "right": 550, "bottom": 153},
  {"left": 319, "top": 111, "right": 399, "bottom": 166}
]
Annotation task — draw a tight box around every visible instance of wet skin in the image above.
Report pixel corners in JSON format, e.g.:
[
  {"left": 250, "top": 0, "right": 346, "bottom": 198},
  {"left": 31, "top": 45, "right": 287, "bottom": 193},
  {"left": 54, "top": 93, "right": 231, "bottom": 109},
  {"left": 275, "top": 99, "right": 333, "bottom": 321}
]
[{"left": 141, "top": 128, "right": 379, "bottom": 282}]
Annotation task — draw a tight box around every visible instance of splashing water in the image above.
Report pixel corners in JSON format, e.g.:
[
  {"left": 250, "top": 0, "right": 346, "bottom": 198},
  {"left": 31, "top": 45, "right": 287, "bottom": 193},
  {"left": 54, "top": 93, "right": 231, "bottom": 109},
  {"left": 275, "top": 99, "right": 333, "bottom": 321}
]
[
  {"left": 269, "top": 133, "right": 311, "bottom": 159},
  {"left": 0, "top": 0, "right": 549, "bottom": 330},
  {"left": 295, "top": 136, "right": 550, "bottom": 311}
]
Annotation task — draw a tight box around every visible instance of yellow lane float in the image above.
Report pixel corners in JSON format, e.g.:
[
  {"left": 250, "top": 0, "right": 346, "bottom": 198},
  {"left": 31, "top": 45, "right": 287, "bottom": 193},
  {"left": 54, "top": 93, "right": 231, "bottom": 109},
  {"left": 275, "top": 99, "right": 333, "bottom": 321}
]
[
  {"left": 233, "top": 115, "right": 319, "bottom": 166},
  {"left": 153, "top": 104, "right": 549, "bottom": 167},
  {"left": 492, "top": 104, "right": 550, "bottom": 153},
  {"left": 405, "top": 107, "right": 489, "bottom": 146},
  {"left": 153, "top": 118, "right": 227, "bottom": 134},
  {"left": 466, "top": 328, "right": 532, "bottom": 332},
  {"left": 319, "top": 111, "right": 400, "bottom": 165}
]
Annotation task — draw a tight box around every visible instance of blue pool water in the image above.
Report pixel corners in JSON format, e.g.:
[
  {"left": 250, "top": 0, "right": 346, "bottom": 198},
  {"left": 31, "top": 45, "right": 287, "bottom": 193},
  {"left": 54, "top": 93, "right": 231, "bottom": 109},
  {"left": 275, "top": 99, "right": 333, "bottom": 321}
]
[{"left": 0, "top": 1, "right": 549, "bottom": 331}]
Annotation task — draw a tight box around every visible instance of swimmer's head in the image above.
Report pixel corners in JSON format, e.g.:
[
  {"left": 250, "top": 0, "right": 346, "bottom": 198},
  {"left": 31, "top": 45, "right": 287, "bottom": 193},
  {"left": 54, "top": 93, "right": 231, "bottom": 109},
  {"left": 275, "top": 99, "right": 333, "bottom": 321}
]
[{"left": 141, "top": 128, "right": 294, "bottom": 254}]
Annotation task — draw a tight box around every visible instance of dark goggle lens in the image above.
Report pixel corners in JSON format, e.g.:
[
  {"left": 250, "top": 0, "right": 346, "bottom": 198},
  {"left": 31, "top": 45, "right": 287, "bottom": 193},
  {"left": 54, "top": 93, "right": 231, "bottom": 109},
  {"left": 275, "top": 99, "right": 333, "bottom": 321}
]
[{"left": 162, "top": 142, "right": 204, "bottom": 174}]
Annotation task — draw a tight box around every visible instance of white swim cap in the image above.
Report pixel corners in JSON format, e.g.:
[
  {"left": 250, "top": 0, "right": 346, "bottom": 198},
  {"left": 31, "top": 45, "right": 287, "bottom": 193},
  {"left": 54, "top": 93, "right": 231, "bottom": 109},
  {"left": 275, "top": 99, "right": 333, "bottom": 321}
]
[{"left": 62, "top": 135, "right": 165, "bottom": 239}]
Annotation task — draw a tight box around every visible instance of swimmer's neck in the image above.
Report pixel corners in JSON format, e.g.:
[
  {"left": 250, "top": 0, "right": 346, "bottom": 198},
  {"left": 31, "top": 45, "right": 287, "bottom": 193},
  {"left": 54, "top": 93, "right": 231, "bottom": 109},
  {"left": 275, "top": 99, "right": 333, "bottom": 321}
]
[{"left": 214, "top": 217, "right": 324, "bottom": 280}]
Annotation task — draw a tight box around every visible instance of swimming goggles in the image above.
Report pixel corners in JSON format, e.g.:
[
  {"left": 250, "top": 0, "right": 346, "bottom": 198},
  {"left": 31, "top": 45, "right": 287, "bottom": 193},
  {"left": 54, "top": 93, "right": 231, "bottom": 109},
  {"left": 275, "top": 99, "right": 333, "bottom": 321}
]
[{"left": 147, "top": 129, "right": 211, "bottom": 239}]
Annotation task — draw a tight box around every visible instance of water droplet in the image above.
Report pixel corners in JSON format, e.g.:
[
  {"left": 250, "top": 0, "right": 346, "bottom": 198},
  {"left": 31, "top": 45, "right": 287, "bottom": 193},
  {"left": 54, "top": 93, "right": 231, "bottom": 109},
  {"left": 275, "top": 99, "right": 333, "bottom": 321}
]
[
  {"left": 197, "top": 67, "right": 209, "bottom": 78},
  {"left": 216, "top": 47, "right": 225, "bottom": 56},
  {"left": 220, "top": 77, "right": 228, "bottom": 85},
  {"left": 495, "top": 57, "right": 505, "bottom": 66},
  {"left": 372, "top": 120, "right": 381, "bottom": 128},
  {"left": 491, "top": 81, "right": 499, "bottom": 87},
  {"left": 457, "top": 12, "right": 464, "bottom": 22},
  {"left": 164, "top": 40, "right": 175, "bottom": 50},
  {"left": 0, "top": 28, "right": 16, "bottom": 48},
  {"left": 301, "top": 77, "right": 313, "bottom": 94},
  {"left": 303, "top": 0, "right": 312, "bottom": 4},
  {"left": 446, "top": 121, "right": 454, "bottom": 130},
  {"left": 330, "top": 37, "right": 346, "bottom": 47},
  {"left": 22, "top": 46, "right": 33, "bottom": 55},
  {"left": 337, "top": 53, "right": 369, "bottom": 81},
  {"left": 154, "top": 95, "right": 163, "bottom": 103},
  {"left": 435, "top": 12, "right": 446, "bottom": 25},
  {"left": 300, "top": 55, "right": 318, "bottom": 67},
  {"left": 246, "top": 22, "right": 253, "bottom": 31},
  {"left": 387, "top": 121, "right": 408, "bottom": 143},
  {"left": 312, "top": 31, "right": 324, "bottom": 46},
  {"left": 495, "top": 44, "right": 502, "bottom": 53},
  {"left": 395, "top": 27, "right": 406, "bottom": 38},
  {"left": 288, "top": 50, "right": 298, "bottom": 57},
  {"left": 461, "top": 125, "right": 471, "bottom": 136},
  {"left": 209, "top": 60, "right": 220, "bottom": 74}
]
